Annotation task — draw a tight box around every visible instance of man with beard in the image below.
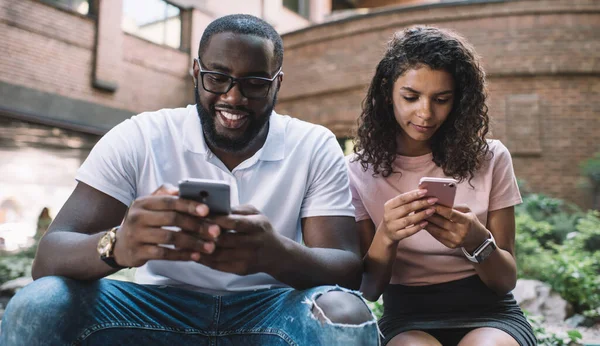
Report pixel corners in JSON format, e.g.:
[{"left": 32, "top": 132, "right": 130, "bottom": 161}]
[{"left": 0, "top": 14, "right": 379, "bottom": 346}]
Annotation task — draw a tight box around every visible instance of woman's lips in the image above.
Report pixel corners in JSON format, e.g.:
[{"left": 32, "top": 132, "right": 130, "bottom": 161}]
[{"left": 411, "top": 123, "right": 435, "bottom": 133}]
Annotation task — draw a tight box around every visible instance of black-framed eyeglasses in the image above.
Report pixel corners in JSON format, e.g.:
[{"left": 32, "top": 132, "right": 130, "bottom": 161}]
[{"left": 195, "top": 58, "right": 282, "bottom": 99}]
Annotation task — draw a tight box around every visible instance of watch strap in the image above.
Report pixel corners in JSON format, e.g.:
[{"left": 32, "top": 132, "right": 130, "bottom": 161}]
[
  {"left": 100, "top": 226, "right": 127, "bottom": 269},
  {"left": 100, "top": 255, "right": 126, "bottom": 269},
  {"left": 461, "top": 230, "right": 497, "bottom": 263}
]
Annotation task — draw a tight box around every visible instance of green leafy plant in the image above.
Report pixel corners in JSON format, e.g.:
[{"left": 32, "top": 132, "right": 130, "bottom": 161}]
[
  {"left": 516, "top": 194, "right": 583, "bottom": 247},
  {"left": 366, "top": 298, "right": 384, "bottom": 320},
  {"left": 516, "top": 204, "right": 600, "bottom": 314},
  {"left": 580, "top": 151, "right": 600, "bottom": 210},
  {"left": 0, "top": 245, "right": 37, "bottom": 285},
  {"left": 527, "top": 313, "right": 583, "bottom": 346}
]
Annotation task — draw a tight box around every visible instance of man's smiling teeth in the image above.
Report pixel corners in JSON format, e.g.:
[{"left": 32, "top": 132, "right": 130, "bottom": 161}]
[{"left": 220, "top": 111, "right": 245, "bottom": 121}]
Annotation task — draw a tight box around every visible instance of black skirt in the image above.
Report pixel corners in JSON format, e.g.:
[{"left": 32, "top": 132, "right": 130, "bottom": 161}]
[{"left": 379, "top": 275, "right": 537, "bottom": 346}]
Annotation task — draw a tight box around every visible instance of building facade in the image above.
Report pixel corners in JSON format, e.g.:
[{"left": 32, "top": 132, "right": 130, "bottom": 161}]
[
  {"left": 0, "top": 0, "right": 598, "bottom": 249},
  {"left": 277, "top": 0, "right": 600, "bottom": 209},
  {"left": 0, "top": 0, "right": 331, "bottom": 249}
]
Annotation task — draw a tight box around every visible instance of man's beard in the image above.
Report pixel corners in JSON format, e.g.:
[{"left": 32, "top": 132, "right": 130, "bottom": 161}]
[{"left": 195, "top": 85, "right": 275, "bottom": 153}]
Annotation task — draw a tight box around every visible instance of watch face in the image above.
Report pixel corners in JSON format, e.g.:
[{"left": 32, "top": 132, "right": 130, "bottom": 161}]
[
  {"left": 476, "top": 241, "right": 497, "bottom": 262},
  {"left": 97, "top": 233, "right": 112, "bottom": 255}
]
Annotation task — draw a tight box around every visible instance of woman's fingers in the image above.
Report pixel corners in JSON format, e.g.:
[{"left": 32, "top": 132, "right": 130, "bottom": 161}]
[
  {"left": 393, "top": 221, "right": 428, "bottom": 241},
  {"left": 385, "top": 189, "right": 427, "bottom": 210},
  {"left": 386, "top": 208, "right": 434, "bottom": 233}
]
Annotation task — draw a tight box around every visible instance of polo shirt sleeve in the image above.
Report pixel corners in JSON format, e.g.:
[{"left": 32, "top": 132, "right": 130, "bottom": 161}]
[
  {"left": 75, "top": 118, "right": 142, "bottom": 207},
  {"left": 300, "top": 132, "right": 355, "bottom": 218}
]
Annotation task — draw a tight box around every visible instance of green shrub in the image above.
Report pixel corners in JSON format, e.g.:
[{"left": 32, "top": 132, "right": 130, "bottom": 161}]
[
  {"left": 580, "top": 151, "right": 600, "bottom": 210},
  {"left": 516, "top": 194, "right": 582, "bottom": 247},
  {"left": 515, "top": 213, "right": 555, "bottom": 280},
  {"left": 0, "top": 255, "right": 34, "bottom": 285},
  {"left": 0, "top": 245, "right": 37, "bottom": 285},
  {"left": 366, "top": 298, "right": 384, "bottom": 320},
  {"left": 516, "top": 207, "right": 600, "bottom": 314},
  {"left": 527, "top": 313, "right": 583, "bottom": 346}
]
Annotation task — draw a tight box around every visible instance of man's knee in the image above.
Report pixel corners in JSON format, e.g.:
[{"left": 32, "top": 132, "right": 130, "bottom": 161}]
[
  {"left": 2, "top": 276, "right": 81, "bottom": 336},
  {"left": 311, "top": 290, "right": 374, "bottom": 325}
]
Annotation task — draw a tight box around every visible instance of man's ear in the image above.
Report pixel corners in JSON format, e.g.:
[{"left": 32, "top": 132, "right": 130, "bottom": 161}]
[
  {"left": 192, "top": 59, "right": 200, "bottom": 87},
  {"left": 276, "top": 72, "right": 284, "bottom": 92}
]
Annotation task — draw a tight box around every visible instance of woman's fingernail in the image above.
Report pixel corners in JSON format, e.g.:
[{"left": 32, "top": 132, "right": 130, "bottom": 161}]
[
  {"left": 426, "top": 208, "right": 435, "bottom": 215},
  {"left": 420, "top": 221, "right": 428, "bottom": 227},
  {"left": 191, "top": 252, "right": 201, "bottom": 261},
  {"left": 427, "top": 198, "right": 438, "bottom": 205},
  {"left": 203, "top": 242, "right": 214, "bottom": 253},
  {"left": 418, "top": 189, "right": 427, "bottom": 196}
]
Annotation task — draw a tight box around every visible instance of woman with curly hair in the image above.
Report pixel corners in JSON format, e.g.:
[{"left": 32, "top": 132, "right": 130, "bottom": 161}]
[{"left": 348, "top": 26, "right": 536, "bottom": 346}]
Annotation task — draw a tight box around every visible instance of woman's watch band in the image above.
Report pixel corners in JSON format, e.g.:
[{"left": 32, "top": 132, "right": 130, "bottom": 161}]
[{"left": 461, "top": 230, "right": 497, "bottom": 264}]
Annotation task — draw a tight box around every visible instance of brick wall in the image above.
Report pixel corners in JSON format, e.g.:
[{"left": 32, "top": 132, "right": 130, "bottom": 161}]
[
  {"left": 278, "top": 0, "right": 600, "bottom": 208},
  {"left": 0, "top": 0, "right": 193, "bottom": 115}
]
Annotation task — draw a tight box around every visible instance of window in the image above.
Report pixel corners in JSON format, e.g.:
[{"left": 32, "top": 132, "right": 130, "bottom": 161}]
[
  {"left": 122, "top": 0, "right": 181, "bottom": 49},
  {"left": 283, "top": 0, "right": 310, "bottom": 18},
  {"left": 41, "top": 0, "right": 90, "bottom": 16}
]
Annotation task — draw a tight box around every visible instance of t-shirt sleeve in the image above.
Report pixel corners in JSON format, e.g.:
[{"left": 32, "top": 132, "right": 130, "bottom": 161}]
[
  {"left": 489, "top": 141, "right": 522, "bottom": 211},
  {"left": 75, "top": 118, "right": 142, "bottom": 206},
  {"left": 300, "top": 132, "right": 355, "bottom": 218},
  {"left": 346, "top": 157, "right": 371, "bottom": 222}
]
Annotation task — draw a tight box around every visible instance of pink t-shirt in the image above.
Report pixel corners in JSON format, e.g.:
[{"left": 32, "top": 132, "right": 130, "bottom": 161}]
[{"left": 347, "top": 140, "right": 522, "bottom": 286}]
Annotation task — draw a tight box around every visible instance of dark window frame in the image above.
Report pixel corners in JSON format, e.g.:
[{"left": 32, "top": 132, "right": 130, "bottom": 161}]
[
  {"left": 283, "top": 0, "right": 310, "bottom": 19},
  {"left": 37, "top": 0, "right": 95, "bottom": 17},
  {"left": 121, "top": 0, "right": 184, "bottom": 50}
]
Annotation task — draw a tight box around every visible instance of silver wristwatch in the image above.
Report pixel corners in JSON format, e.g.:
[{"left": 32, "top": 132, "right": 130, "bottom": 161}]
[{"left": 461, "top": 230, "right": 497, "bottom": 263}]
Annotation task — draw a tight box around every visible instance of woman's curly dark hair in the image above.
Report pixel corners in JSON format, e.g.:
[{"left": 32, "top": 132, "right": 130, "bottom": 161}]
[{"left": 353, "top": 26, "right": 490, "bottom": 182}]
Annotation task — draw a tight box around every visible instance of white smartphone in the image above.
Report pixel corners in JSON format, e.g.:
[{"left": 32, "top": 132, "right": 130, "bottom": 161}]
[
  {"left": 418, "top": 177, "right": 458, "bottom": 207},
  {"left": 178, "top": 178, "right": 231, "bottom": 215}
]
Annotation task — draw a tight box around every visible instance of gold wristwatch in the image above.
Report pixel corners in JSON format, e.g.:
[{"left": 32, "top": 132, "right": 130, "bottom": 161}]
[{"left": 97, "top": 226, "right": 126, "bottom": 269}]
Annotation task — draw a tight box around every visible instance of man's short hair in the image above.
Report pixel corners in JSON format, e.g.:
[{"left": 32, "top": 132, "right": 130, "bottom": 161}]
[{"left": 198, "top": 14, "right": 284, "bottom": 70}]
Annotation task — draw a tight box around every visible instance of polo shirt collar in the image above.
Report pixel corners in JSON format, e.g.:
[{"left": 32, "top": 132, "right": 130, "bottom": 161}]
[{"left": 183, "top": 105, "right": 285, "bottom": 162}]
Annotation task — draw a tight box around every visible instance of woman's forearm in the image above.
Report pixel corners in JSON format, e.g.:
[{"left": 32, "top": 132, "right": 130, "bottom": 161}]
[
  {"left": 472, "top": 247, "right": 517, "bottom": 295},
  {"left": 360, "top": 231, "right": 398, "bottom": 301}
]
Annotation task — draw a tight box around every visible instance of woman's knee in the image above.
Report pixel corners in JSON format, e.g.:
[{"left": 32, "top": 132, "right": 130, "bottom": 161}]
[
  {"left": 457, "top": 327, "right": 519, "bottom": 346},
  {"left": 387, "top": 330, "right": 442, "bottom": 346},
  {"left": 311, "top": 290, "right": 374, "bottom": 325}
]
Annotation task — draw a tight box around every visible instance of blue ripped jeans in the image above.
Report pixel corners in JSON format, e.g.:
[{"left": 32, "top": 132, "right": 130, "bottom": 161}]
[{"left": 0, "top": 276, "right": 379, "bottom": 345}]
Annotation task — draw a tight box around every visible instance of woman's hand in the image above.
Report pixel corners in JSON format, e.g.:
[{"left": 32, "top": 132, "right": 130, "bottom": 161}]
[
  {"left": 424, "top": 204, "right": 490, "bottom": 252},
  {"left": 378, "top": 189, "right": 438, "bottom": 246}
]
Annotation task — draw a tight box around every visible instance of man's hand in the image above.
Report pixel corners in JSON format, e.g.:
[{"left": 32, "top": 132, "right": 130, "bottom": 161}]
[
  {"left": 112, "top": 184, "right": 220, "bottom": 268},
  {"left": 424, "top": 204, "right": 490, "bottom": 252},
  {"left": 198, "top": 205, "right": 285, "bottom": 276}
]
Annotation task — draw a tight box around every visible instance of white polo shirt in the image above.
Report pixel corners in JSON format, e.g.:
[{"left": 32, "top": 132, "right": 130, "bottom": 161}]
[{"left": 76, "top": 105, "right": 354, "bottom": 293}]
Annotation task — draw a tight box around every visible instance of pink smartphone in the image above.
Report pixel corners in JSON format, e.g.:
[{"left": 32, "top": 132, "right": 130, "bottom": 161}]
[{"left": 418, "top": 177, "right": 458, "bottom": 207}]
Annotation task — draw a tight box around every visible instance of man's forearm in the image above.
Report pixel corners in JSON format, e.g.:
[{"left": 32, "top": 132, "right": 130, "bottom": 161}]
[
  {"left": 32, "top": 231, "right": 119, "bottom": 281},
  {"left": 268, "top": 236, "right": 362, "bottom": 290}
]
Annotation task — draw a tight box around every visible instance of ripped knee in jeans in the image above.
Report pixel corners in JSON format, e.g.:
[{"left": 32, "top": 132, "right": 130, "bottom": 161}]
[{"left": 307, "top": 289, "right": 375, "bottom": 326}]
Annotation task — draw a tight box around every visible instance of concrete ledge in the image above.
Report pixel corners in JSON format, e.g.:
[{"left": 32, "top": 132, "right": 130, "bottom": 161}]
[{"left": 0, "top": 81, "right": 133, "bottom": 134}]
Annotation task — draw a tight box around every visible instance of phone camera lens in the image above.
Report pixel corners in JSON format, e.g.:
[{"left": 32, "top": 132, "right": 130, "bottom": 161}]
[
  {"left": 449, "top": 183, "right": 456, "bottom": 188},
  {"left": 199, "top": 191, "right": 209, "bottom": 198}
]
